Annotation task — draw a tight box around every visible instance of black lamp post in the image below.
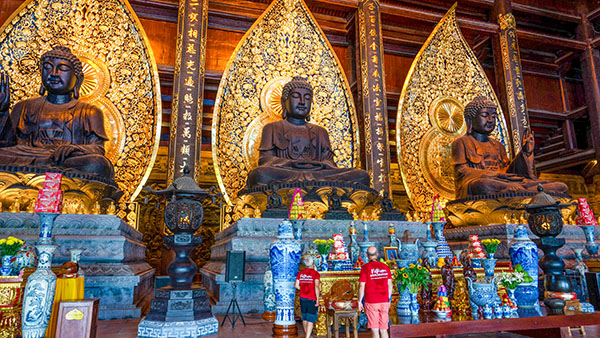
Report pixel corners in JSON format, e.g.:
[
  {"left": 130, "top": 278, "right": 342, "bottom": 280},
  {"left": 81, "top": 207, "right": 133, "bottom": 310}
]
[{"left": 524, "top": 185, "right": 572, "bottom": 315}]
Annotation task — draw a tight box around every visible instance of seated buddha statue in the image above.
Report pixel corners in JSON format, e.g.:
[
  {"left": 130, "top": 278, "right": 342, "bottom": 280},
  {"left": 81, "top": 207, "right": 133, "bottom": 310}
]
[
  {"left": 246, "top": 76, "right": 370, "bottom": 189},
  {"left": 451, "top": 95, "right": 568, "bottom": 199},
  {"left": 0, "top": 46, "right": 114, "bottom": 179}
]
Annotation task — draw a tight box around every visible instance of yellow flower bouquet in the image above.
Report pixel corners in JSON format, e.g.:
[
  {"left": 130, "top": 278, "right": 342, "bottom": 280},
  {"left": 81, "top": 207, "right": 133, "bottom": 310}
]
[
  {"left": 481, "top": 238, "right": 500, "bottom": 258},
  {"left": 313, "top": 239, "right": 334, "bottom": 255},
  {"left": 393, "top": 263, "right": 433, "bottom": 293},
  {"left": 0, "top": 236, "right": 24, "bottom": 256}
]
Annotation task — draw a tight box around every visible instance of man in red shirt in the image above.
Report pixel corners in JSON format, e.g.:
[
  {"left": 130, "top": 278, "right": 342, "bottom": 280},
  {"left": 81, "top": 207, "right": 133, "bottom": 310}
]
[
  {"left": 358, "top": 246, "right": 392, "bottom": 338},
  {"left": 295, "top": 255, "right": 320, "bottom": 338}
]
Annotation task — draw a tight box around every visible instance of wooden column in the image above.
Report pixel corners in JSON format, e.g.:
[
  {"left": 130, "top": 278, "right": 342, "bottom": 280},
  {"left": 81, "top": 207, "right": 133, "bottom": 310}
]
[
  {"left": 492, "top": 0, "right": 530, "bottom": 155},
  {"left": 577, "top": 3, "right": 600, "bottom": 162},
  {"left": 167, "top": 0, "right": 208, "bottom": 184},
  {"left": 357, "top": 0, "right": 391, "bottom": 197}
]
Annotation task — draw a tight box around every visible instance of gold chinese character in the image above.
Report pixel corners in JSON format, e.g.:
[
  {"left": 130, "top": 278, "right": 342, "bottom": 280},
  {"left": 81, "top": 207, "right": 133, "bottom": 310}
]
[
  {"left": 188, "top": 28, "right": 198, "bottom": 39},
  {"left": 378, "top": 173, "right": 385, "bottom": 183},
  {"left": 371, "top": 55, "right": 378, "bottom": 64},
  {"left": 184, "top": 77, "right": 194, "bottom": 87},
  {"left": 179, "top": 161, "right": 188, "bottom": 173},
  {"left": 190, "top": 13, "right": 199, "bottom": 23},
  {"left": 370, "top": 41, "right": 377, "bottom": 50},
  {"left": 184, "top": 93, "right": 194, "bottom": 104},
  {"left": 376, "top": 158, "right": 383, "bottom": 166},
  {"left": 376, "top": 127, "right": 382, "bottom": 136},
  {"left": 373, "top": 83, "right": 380, "bottom": 92},
  {"left": 375, "top": 113, "right": 382, "bottom": 122},
  {"left": 373, "top": 98, "right": 381, "bottom": 106},
  {"left": 186, "top": 43, "right": 196, "bottom": 54},
  {"left": 376, "top": 142, "right": 383, "bottom": 151},
  {"left": 182, "top": 127, "right": 191, "bottom": 139},
  {"left": 368, "top": 4, "right": 375, "bottom": 11},
  {"left": 186, "top": 60, "right": 196, "bottom": 71},
  {"left": 183, "top": 110, "right": 192, "bottom": 121},
  {"left": 372, "top": 69, "right": 380, "bottom": 78},
  {"left": 369, "top": 29, "right": 377, "bottom": 37},
  {"left": 181, "top": 144, "right": 191, "bottom": 156},
  {"left": 369, "top": 15, "right": 376, "bottom": 24}
]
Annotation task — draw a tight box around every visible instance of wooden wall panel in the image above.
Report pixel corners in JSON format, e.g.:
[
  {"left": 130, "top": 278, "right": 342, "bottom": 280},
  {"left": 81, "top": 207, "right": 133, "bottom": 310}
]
[
  {"left": 383, "top": 53, "right": 413, "bottom": 94},
  {"left": 0, "top": 0, "right": 24, "bottom": 28},
  {"left": 523, "top": 74, "right": 563, "bottom": 112},
  {"left": 565, "top": 80, "right": 586, "bottom": 111},
  {"left": 205, "top": 29, "right": 244, "bottom": 72},
  {"left": 332, "top": 45, "right": 350, "bottom": 81},
  {"left": 139, "top": 18, "right": 178, "bottom": 67}
]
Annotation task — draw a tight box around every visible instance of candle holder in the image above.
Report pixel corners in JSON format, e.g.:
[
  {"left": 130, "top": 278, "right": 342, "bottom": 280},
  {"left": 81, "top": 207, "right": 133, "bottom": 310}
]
[{"left": 522, "top": 185, "right": 572, "bottom": 315}]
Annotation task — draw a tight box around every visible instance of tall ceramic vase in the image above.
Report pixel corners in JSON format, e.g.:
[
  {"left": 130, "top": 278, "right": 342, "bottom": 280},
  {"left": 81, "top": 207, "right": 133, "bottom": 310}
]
[
  {"left": 68, "top": 248, "right": 85, "bottom": 277},
  {"left": 38, "top": 213, "right": 59, "bottom": 244},
  {"left": 509, "top": 225, "right": 538, "bottom": 287},
  {"left": 579, "top": 225, "right": 599, "bottom": 258},
  {"left": 270, "top": 220, "right": 301, "bottom": 335},
  {"left": 21, "top": 244, "right": 58, "bottom": 338}
]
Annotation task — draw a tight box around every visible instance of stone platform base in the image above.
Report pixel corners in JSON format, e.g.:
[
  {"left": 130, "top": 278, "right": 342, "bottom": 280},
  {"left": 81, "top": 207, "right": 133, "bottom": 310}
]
[
  {"left": 445, "top": 223, "right": 591, "bottom": 261},
  {"left": 199, "top": 218, "right": 428, "bottom": 315},
  {"left": 137, "top": 317, "right": 219, "bottom": 338},
  {"left": 0, "top": 212, "right": 154, "bottom": 319}
]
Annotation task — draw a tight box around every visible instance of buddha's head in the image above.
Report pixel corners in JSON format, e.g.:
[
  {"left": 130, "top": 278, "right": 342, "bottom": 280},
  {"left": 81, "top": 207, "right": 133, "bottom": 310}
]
[
  {"left": 281, "top": 76, "right": 313, "bottom": 122},
  {"left": 464, "top": 95, "right": 497, "bottom": 135},
  {"left": 39, "top": 46, "right": 84, "bottom": 99}
]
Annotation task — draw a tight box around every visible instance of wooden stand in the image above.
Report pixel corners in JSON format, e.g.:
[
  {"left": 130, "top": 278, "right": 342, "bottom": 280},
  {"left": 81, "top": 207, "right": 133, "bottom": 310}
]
[
  {"left": 262, "top": 311, "right": 276, "bottom": 322},
  {"left": 273, "top": 323, "right": 298, "bottom": 338},
  {"left": 55, "top": 299, "right": 99, "bottom": 338}
]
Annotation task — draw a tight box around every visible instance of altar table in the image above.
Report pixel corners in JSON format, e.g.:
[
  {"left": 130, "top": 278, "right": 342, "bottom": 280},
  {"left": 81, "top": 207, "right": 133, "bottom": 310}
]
[{"left": 390, "top": 312, "right": 600, "bottom": 338}]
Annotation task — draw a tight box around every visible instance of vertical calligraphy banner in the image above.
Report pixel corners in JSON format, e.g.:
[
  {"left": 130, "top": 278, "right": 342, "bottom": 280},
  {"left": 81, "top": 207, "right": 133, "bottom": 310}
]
[
  {"left": 357, "top": 0, "right": 391, "bottom": 197},
  {"left": 498, "top": 13, "right": 529, "bottom": 155},
  {"left": 168, "top": 0, "right": 208, "bottom": 184}
]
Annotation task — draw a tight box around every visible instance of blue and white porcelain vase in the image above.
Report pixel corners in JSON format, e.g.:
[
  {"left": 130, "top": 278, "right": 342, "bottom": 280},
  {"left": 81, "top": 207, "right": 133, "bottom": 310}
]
[
  {"left": 0, "top": 255, "right": 14, "bottom": 276},
  {"left": 263, "top": 265, "right": 276, "bottom": 315},
  {"left": 509, "top": 224, "right": 538, "bottom": 287},
  {"left": 431, "top": 222, "right": 452, "bottom": 258},
  {"left": 580, "top": 225, "right": 599, "bottom": 257},
  {"left": 481, "top": 258, "right": 497, "bottom": 283},
  {"left": 396, "top": 285, "right": 411, "bottom": 316},
  {"left": 21, "top": 244, "right": 58, "bottom": 338},
  {"left": 409, "top": 292, "right": 419, "bottom": 316},
  {"left": 514, "top": 283, "right": 538, "bottom": 309},
  {"left": 38, "top": 213, "right": 59, "bottom": 244},
  {"left": 270, "top": 220, "right": 301, "bottom": 327}
]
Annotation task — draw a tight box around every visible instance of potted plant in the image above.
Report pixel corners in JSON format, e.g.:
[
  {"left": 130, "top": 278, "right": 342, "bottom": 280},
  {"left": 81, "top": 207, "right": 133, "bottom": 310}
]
[
  {"left": 0, "top": 237, "right": 24, "bottom": 276},
  {"left": 480, "top": 238, "right": 500, "bottom": 281},
  {"left": 312, "top": 239, "right": 334, "bottom": 270},
  {"left": 481, "top": 238, "right": 500, "bottom": 259},
  {"left": 496, "top": 264, "right": 535, "bottom": 308},
  {"left": 394, "top": 264, "right": 433, "bottom": 316}
]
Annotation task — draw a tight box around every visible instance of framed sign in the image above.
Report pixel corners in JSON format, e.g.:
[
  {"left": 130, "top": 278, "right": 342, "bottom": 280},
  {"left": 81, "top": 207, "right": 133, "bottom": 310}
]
[
  {"left": 384, "top": 247, "right": 398, "bottom": 261},
  {"left": 55, "top": 299, "right": 99, "bottom": 338}
]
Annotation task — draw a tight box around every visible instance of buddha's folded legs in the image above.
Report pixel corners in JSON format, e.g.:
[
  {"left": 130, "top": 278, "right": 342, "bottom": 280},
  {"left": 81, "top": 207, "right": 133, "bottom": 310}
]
[
  {"left": 246, "top": 165, "right": 371, "bottom": 188},
  {"left": 468, "top": 178, "right": 569, "bottom": 197}
]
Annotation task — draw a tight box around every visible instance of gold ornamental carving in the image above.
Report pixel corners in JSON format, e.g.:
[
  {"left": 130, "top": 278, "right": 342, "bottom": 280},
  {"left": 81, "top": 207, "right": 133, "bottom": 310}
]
[
  {"left": 212, "top": 0, "right": 360, "bottom": 205},
  {"left": 498, "top": 13, "right": 516, "bottom": 30},
  {"left": 0, "top": 0, "right": 162, "bottom": 203},
  {"left": 396, "top": 4, "right": 511, "bottom": 211}
]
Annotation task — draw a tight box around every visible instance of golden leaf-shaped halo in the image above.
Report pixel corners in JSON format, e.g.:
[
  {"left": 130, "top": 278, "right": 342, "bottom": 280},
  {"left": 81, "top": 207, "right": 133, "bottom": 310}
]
[
  {"left": 396, "top": 4, "right": 511, "bottom": 211},
  {"left": 0, "top": 0, "right": 162, "bottom": 202},
  {"left": 212, "top": 0, "right": 359, "bottom": 205}
]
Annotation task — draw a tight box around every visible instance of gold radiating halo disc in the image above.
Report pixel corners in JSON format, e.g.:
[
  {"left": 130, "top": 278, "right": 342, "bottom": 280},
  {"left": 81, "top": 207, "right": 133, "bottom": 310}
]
[{"left": 428, "top": 96, "right": 465, "bottom": 136}]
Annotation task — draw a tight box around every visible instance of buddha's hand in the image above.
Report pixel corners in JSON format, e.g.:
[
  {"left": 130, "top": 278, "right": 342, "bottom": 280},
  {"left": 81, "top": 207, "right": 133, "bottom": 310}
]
[
  {"left": 521, "top": 128, "right": 534, "bottom": 157},
  {"left": 51, "top": 145, "right": 84, "bottom": 164},
  {"left": 0, "top": 72, "right": 10, "bottom": 113}
]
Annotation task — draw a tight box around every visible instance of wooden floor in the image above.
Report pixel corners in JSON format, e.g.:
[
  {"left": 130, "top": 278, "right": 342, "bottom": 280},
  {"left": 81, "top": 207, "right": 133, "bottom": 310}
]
[{"left": 98, "top": 314, "right": 597, "bottom": 338}]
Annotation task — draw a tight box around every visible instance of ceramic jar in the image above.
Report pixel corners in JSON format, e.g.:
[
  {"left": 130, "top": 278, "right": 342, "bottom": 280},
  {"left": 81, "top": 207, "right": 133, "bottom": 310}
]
[
  {"left": 0, "top": 255, "right": 14, "bottom": 276},
  {"left": 21, "top": 244, "right": 58, "bottom": 338},
  {"left": 509, "top": 225, "right": 539, "bottom": 287},
  {"left": 397, "top": 239, "right": 420, "bottom": 264},
  {"left": 269, "top": 220, "right": 301, "bottom": 327},
  {"left": 514, "top": 283, "right": 538, "bottom": 309},
  {"left": 15, "top": 244, "right": 37, "bottom": 271},
  {"left": 466, "top": 276, "right": 499, "bottom": 320}
]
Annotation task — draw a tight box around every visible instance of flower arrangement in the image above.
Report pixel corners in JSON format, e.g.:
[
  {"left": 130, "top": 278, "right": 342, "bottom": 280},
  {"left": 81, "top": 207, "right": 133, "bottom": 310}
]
[
  {"left": 394, "top": 263, "right": 433, "bottom": 293},
  {"left": 313, "top": 239, "right": 334, "bottom": 255},
  {"left": 0, "top": 236, "right": 24, "bottom": 256},
  {"left": 496, "top": 264, "right": 534, "bottom": 290},
  {"left": 481, "top": 238, "right": 500, "bottom": 257}
]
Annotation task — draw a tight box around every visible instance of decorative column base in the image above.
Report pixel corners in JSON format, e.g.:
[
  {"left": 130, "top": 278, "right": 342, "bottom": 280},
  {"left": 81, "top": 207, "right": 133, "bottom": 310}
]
[
  {"left": 137, "top": 285, "right": 218, "bottom": 338},
  {"left": 273, "top": 323, "right": 298, "bottom": 338},
  {"left": 262, "top": 311, "right": 276, "bottom": 322}
]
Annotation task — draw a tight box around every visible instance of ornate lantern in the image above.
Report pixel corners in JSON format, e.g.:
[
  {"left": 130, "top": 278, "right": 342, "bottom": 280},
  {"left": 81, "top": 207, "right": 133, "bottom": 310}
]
[
  {"left": 523, "top": 185, "right": 572, "bottom": 315},
  {"left": 138, "top": 169, "right": 219, "bottom": 335}
]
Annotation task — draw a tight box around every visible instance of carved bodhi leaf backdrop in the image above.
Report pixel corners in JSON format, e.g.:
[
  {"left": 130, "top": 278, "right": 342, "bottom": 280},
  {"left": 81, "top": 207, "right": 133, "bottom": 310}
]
[
  {"left": 0, "top": 0, "right": 162, "bottom": 202},
  {"left": 397, "top": 4, "right": 511, "bottom": 211},
  {"left": 213, "top": 0, "right": 360, "bottom": 205}
]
